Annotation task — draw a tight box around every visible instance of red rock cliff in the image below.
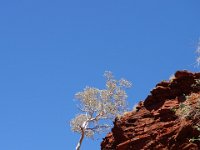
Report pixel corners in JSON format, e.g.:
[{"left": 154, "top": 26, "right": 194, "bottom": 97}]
[{"left": 101, "top": 70, "right": 200, "bottom": 150}]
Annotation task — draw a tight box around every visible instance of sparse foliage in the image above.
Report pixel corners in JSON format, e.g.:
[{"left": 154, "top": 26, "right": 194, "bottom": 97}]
[
  {"left": 177, "top": 95, "right": 200, "bottom": 142},
  {"left": 70, "top": 71, "right": 132, "bottom": 150},
  {"left": 196, "top": 40, "right": 200, "bottom": 66},
  {"left": 176, "top": 103, "right": 192, "bottom": 119}
]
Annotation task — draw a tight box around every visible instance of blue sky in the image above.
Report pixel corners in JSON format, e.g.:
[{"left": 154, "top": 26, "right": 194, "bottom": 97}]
[{"left": 1, "top": 0, "right": 200, "bottom": 150}]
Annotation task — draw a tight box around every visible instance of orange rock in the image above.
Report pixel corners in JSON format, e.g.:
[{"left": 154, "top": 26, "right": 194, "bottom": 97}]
[{"left": 101, "top": 70, "right": 200, "bottom": 150}]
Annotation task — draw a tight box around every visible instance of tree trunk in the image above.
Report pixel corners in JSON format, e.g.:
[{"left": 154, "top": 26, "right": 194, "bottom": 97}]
[
  {"left": 76, "top": 131, "right": 84, "bottom": 150},
  {"left": 76, "top": 120, "right": 88, "bottom": 150}
]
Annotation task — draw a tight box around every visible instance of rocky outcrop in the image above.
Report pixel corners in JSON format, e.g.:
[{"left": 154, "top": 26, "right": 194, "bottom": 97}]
[{"left": 101, "top": 70, "right": 200, "bottom": 150}]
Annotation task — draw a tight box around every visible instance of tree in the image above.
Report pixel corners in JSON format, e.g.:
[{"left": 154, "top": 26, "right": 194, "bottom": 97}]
[
  {"left": 196, "top": 40, "right": 200, "bottom": 66},
  {"left": 70, "top": 71, "right": 132, "bottom": 150}
]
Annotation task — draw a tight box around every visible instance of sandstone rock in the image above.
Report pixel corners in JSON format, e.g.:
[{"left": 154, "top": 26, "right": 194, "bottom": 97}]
[{"left": 101, "top": 70, "right": 200, "bottom": 150}]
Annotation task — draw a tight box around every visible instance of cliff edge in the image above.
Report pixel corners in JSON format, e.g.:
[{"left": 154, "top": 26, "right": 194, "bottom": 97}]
[{"left": 101, "top": 70, "right": 200, "bottom": 150}]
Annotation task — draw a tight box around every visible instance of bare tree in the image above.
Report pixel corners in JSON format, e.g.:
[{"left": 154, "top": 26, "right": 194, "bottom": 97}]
[{"left": 70, "top": 71, "right": 132, "bottom": 150}]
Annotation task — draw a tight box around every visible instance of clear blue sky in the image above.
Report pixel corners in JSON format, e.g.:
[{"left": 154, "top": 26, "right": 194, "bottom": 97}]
[{"left": 1, "top": 1, "right": 200, "bottom": 150}]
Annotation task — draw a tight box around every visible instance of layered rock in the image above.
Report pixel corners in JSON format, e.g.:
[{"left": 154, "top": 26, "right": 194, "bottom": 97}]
[{"left": 101, "top": 70, "right": 200, "bottom": 150}]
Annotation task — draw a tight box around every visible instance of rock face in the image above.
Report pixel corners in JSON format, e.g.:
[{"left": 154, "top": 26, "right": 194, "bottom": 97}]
[{"left": 101, "top": 70, "right": 200, "bottom": 150}]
